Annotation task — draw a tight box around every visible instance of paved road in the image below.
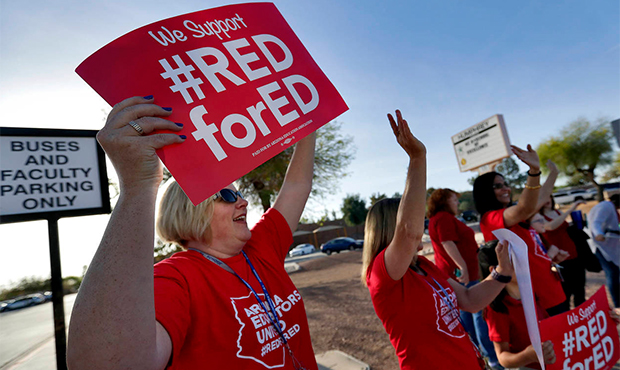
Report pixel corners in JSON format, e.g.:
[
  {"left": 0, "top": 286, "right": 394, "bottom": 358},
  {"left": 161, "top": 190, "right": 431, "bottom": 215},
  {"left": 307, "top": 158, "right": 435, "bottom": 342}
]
[{"left": 0, "top": 294, "right": 77, "bottom": 370}]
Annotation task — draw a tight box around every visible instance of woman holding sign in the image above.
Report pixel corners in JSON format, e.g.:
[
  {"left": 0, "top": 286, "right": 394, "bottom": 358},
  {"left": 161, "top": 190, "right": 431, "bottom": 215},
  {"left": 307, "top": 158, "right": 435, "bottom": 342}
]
[
  {"left": 67, "top": 96, "right": 317, "bottom": 370},
  {"left": 362, "top": 110, "right": 514, "bottom": 370},
  {"left": 473, "top": 152, "right": 569, "bottom": 317}
]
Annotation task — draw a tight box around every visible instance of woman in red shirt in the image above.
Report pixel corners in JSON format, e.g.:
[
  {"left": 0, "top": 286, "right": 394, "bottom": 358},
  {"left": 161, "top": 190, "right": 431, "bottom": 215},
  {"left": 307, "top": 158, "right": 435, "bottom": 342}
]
[
  {"left": 472, "top": 148, "right": 568, "bottom": 317},
  {"left": 427, "top": 189, "right": 501, "bottom": 369},
  {"left": 539, "top": 196, "right": 587, "bottom": 307},
  {"left": 478, "top": 241, "right": 557, "bottom": 370},
  {"left": 362, "top": 110, "right": 514, "bottom": 370}
]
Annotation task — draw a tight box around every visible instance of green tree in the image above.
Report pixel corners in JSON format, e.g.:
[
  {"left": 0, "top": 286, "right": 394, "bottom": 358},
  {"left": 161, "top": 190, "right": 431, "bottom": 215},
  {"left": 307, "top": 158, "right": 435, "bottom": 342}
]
[
  {"left": 602, "top": 152, "right": 620, "bottom": 182},
  {"left": 369, "top": 192, "right": 387, "bottom": 206},
  {"left": 537, "top": 118, "right": 614, "bottom": 201},
  {"left": 238, "top": 121, "right": 356, "bottom": 212},
  {"left": 341, "top": 194, "right": 368, "bottom": 226},
  {"left": 457, "top": 191, "right": 475, "bottom": 212},
  {"left": 495, "top": 157, "right": 528, "bottom": 190}
]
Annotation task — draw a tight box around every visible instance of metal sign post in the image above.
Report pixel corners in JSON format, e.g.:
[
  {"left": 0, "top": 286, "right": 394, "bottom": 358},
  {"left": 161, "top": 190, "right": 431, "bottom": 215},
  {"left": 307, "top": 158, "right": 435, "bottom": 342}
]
[{"left": 48, "top": 216, "right": 67, "bottom": 370}]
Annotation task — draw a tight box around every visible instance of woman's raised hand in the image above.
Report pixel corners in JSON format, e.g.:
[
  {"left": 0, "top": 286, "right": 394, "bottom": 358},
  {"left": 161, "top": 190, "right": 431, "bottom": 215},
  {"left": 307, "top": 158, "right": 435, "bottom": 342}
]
[
  {"left": 96, "top": 96, "right": 185, "bottom": 190},
  {"left": 511, "top": 144, "right": 540, "bottom": 172},
  {"left": 494, "top": 240, "right": 514, "bottom": 277},
  {"left": 546, "top": 159, "right": 559, "bottom": 175},
  {"left": 388, "top": 110, "right": 426, "bottom": 159}
]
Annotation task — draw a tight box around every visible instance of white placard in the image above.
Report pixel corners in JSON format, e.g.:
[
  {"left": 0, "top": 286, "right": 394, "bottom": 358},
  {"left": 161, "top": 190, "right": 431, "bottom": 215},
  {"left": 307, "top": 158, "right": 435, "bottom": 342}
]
[
  {"left": 0, "top": 135, "right": 103, "bottom": 216},
  {"left": 493, "top": 228, "right": 545, "bottom": 370},
  {"left": 452, "top": 114, "right": 511, "bottom": 172}
]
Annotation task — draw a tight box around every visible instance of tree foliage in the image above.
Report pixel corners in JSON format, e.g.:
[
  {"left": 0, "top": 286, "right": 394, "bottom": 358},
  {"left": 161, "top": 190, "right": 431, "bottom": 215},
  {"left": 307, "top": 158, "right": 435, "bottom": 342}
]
[
  {"left": 495, "top": 157, "right": 528, "bottom": 190},
  {"left": 537, "top": 118, "right": 614, "bottom": 200},
  {"left": 341, "top": 194, "right": 368, "bottom": 226},
  {"left": 602, "top": 152, "right": 620, "bottom": 182},
  {"left": 369, "top": 192, "right": 387, "bottom": 206},
  {"left": 238, "top": 121, "right": 356, "bottom": 212}
]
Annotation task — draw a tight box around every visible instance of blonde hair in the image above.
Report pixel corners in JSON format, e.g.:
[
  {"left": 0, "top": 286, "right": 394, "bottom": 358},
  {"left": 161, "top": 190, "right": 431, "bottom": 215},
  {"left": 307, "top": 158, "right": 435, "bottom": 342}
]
[
  {"left": 361, "top": 198, "right": 400, "bottom": 285},
  {"left": 156, "top": 181, "right": 215, "bottom": 247}
]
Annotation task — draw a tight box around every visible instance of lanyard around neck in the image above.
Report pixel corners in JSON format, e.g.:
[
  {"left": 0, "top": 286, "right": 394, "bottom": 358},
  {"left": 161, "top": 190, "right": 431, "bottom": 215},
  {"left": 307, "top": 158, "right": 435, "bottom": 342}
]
[{"left": 188, "top": 248, "right": 287, "bottom": 345}]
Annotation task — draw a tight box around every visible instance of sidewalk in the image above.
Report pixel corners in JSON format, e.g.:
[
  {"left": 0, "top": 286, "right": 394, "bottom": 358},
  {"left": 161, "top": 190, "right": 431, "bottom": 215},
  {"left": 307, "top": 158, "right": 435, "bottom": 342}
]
[{"left": 3, "top": 339, "right": 370, "bottom": 370}]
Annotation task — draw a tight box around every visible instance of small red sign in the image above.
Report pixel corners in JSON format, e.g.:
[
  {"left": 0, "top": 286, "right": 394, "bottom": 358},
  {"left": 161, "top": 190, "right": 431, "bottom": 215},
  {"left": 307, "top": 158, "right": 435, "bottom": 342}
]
[
  {"left": 539, "top": 287, "right": 619, "bottom": 370},
  {"left": 76, "top": 3, "right": 348, "bottom": 204}
]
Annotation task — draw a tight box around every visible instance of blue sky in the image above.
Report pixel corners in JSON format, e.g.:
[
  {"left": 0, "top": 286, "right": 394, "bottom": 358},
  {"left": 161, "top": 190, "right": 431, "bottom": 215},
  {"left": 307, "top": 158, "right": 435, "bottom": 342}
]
[{"left": 0, "top": 0, "right": 618, "bottom": 287}]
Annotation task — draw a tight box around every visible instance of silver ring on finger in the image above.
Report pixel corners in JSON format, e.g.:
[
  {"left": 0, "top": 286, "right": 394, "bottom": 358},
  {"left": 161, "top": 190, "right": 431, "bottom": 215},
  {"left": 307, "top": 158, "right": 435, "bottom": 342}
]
[{"left": 128, "top": 120, "right": 145, "bottom": 135}]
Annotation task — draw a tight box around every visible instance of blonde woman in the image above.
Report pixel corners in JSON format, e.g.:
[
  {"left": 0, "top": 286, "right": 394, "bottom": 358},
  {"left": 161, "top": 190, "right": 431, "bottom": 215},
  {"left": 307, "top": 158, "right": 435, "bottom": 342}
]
[
  {"left": 362, "top": 110, "right": 514, "bottom": 370},
  {"left": 68, "top": 96, "right": 318, "bottom": 370}
]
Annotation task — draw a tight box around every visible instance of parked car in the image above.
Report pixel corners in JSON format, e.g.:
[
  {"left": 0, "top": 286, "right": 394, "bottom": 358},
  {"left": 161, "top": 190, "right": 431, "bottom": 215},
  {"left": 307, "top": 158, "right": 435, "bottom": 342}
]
[
  {"left": 1, "top": 296, "right": 38, "bottom": 311},
  {"left": 289, "top": 243, "right": 316, "bottom": 257},
  {"left": 320, "top": 237, "right": 359, "bottom": 255},
  {"left": 43, "top": 291, "right": 53, "bottom": 302},
  {"left": 460, "top": 210, "right": 479, "bottom": 222},
  {"left": 354, "top": 239, "right": 364, "bottom": 248},
  {"left": 552, "top": 189, "right": 590, "bottom": 204},
  {"left": 424, "top": 218, "right": 430, "bottom": 234}
]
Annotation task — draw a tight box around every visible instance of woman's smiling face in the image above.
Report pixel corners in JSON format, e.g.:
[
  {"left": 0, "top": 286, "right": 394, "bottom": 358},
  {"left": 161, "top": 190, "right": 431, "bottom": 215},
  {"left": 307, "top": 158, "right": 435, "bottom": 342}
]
[{"left": 493, "top": 175, "right": 511, "bottom": 207}]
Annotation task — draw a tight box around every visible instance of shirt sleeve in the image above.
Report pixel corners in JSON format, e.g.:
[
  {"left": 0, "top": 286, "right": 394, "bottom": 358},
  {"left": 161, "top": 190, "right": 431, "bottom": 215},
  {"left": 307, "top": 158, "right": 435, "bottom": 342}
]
[
  {"left": 435, "top": 212, "right": 460, "bottom": 243},
  {"left": 481, "top": 209, "right": 506, "bottom": 241},
  {"left": 366, "top": 249, "right": 400, "bottom": 291},
  {"left": 154, "top": 261, "right": 191, "bottom": 365},
  {"left": 246, "top": 208, "right": 294, "bottom": 264},
  {"left": 485, "top": 307, "right": 510, "bottom": 343},
  {"left": 589, "top": 202, "right": 616, "bottom": 237}
]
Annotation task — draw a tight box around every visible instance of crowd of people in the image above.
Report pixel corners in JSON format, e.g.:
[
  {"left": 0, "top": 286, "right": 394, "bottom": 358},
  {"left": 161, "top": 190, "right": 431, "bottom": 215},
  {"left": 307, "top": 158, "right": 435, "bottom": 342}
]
[{"left": 66, "top": 101, "right": 618, "bottom": 370}]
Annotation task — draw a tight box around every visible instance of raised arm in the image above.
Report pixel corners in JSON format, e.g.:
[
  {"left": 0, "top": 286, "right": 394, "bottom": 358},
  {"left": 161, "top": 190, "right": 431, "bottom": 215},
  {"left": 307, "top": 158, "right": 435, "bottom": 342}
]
[
  {"left": 272, "top": 132, "right": 316, "bottom": 233},
  {"left": 544, "top": 200, "right": 586, "bottom": 231},
  {"left": 530, "top": 159, "right": 559, "bottom": 218},
  {"left": 67, "top": 96, "right": 184, "bottom": 370},
  {"left": 503, "top": 145, "right": 541, "bottom": 228},
  {"left": 383, "top": 110, "right": 427, "bottom": 280}
]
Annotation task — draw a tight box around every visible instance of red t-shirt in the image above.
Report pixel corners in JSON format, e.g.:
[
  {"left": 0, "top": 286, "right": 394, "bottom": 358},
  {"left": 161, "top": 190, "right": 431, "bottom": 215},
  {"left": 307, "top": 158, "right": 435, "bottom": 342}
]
[
  {"left": 154, "top": 208, "right": 317, "bottom": 370},
  {"left": 542, "top": 211, "right": 577, "bottom": 260},
  {"left": 367, "top": 251, "right": 482, "bottom": 370},
  {"left": 485, "top": 295, "right": 549, "bottom": 370},
  {"left": 429, "top": 211, "right": 480, "bottom": 281},
  {"left": 480, "top": 209, "right": 566, "bottom": 310}
]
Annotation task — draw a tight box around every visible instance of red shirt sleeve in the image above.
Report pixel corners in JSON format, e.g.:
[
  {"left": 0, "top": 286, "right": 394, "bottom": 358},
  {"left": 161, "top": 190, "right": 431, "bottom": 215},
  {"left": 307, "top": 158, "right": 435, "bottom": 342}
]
[
  {"left": 485, "top": 307, "right": 510, "bottom": 343},
  {"left": 480, "top": 209, "right": 506, "bottom": 242},
  {"left": 246, "top": 208, "right": 294, "bottom": 264},
  {"left": 435, "top": 212, "right": 460, "bottom": 243},
  {"left": 154, "top": 261, "right": 191, "bottom": 364},
  {"left": 366, "top": 249, "right": 399, "bottom": 290}
]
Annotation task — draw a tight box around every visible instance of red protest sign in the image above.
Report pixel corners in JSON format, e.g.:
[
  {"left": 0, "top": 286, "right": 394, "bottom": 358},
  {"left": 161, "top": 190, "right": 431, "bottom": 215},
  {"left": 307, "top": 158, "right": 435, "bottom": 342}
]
[
  {"left": 76, "top": 3, "right": 348, "bottom": 204},
  {"left": 539, "top": 287, "right": 619, "bottom": 370}
]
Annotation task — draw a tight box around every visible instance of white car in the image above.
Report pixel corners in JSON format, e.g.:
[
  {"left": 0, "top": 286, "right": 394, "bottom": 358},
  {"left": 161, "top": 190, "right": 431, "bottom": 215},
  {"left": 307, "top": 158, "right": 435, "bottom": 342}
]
[
  {"left": 552, "top": 189, "right": 590, "bottom": 204},
  {"left": 289, "top": 243, "right": 315, "bottom": 257}
]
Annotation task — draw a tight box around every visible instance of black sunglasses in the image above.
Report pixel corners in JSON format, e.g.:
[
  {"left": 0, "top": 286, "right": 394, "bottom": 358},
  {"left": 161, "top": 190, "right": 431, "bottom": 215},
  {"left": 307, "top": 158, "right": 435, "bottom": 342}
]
[
  {"left": 492, "top": 182, "right": 510, "bottom": 190},
  {"left": 213, "top": 189, "right": 245, "bottom": 203}
]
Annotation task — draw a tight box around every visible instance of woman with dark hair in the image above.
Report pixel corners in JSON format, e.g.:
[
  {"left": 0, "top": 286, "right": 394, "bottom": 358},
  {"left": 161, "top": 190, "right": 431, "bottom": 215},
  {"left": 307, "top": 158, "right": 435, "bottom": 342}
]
[
  {"left": 362, "top": 110, "right": 514, "bottom": 370},
  {"left": 473, "top": 148, "right": 568, "bottom": 317},
  {"left": 538, "top": 196, "right": 587, "bottom": 306},
  {"left": 427, "top": 189, "right": 501, "bottom": 369},
  {"left": 478, "top": 242, "right": 556, "bottom": 370}
]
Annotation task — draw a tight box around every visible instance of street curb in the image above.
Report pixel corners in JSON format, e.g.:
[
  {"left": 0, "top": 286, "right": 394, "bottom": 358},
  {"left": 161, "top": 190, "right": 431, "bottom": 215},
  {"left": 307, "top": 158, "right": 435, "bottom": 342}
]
[
  {"left": 316, "top": 350, "right": 370, "bottom": 370},
  {"left": 284, "top": 262, "right": 301, "bottom": 274}
]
